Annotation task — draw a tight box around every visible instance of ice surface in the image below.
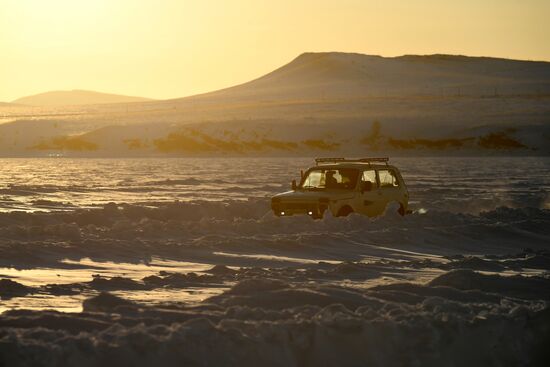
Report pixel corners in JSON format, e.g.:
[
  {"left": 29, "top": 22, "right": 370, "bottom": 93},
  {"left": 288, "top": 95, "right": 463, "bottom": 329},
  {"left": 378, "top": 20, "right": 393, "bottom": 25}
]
[
  {"left": 0, "top": 157, "right": 549, "bottom": 366},
  {"left": 0, "top": 157, "right": 548, "bottom": 213}
]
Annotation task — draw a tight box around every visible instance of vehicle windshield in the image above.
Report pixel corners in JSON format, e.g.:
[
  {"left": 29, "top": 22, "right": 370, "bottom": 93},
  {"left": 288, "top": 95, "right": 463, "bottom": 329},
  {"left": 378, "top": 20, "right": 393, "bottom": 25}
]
[{"left": 300, "top": 168, "right": 359, "bottom": 190}]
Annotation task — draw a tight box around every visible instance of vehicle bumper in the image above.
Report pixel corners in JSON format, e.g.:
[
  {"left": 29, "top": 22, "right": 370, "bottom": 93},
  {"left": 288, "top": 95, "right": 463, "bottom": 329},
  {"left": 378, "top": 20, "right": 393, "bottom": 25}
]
[{"left": 271, "top": 198, "right": 329, "bottom": 218}]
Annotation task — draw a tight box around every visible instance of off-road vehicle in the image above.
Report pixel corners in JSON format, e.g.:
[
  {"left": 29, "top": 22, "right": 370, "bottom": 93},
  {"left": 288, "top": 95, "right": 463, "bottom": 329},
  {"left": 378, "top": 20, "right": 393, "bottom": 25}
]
[{"left": 271, "top": 157, "right": 409, "bottom": 219}]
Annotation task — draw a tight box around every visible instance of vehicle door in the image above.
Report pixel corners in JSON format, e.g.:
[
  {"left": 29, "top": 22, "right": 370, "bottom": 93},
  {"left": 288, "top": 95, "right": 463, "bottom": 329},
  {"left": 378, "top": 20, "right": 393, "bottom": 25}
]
[
  {"left": 357, "top": 169, "right": 385, "bottom": 216},
  {"left": 377, "top": 168, "right": 402, "bottom": 213}
]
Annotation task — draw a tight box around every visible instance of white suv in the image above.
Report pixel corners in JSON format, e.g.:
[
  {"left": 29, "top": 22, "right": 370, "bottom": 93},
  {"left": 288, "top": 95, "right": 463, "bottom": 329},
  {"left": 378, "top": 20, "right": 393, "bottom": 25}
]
[{"left": 271, "top": 158, "right": 409, "bottom": 219}]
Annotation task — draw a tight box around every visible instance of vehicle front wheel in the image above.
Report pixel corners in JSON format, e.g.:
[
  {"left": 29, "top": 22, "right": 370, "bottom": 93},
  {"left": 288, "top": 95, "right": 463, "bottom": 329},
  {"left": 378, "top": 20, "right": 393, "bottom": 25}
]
[
  {"left": 336, "top": 206, "right": 354, "bottom": 217},
  {"left": 311, "top": 208, "right": 325, "bottom": 220}
]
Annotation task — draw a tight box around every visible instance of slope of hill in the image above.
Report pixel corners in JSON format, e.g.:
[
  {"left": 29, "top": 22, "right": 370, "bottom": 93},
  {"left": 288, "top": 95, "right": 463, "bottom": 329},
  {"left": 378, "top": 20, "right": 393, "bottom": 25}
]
[
  {"left": 0, "top": 102, "right": 21, "bottom": 107},
  {"left": 184, "top": 52, "right": 550, "bottom": 101},
  {"left": 12, "top": 90, "right": 153, "bottom": 106}
]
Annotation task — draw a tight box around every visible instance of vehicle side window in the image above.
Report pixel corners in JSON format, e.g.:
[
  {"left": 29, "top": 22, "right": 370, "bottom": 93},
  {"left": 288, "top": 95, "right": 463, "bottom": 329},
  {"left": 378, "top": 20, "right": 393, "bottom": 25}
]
[
  {"left": 378, "top": 169, "right": 399, "bottom": 188},
  {"left": 361, "top": 170, "right": 377, "bottom": 187},
  {"left": 301, "top": 169, "right": 359, "bottom": 190}
]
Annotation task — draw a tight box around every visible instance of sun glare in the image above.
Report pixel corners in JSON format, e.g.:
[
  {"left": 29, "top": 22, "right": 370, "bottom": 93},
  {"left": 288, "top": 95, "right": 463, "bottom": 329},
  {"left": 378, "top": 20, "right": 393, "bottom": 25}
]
[
  {"left": 15, "top": 0, "right": 107, "bottom": 20},
  {"left": 4, "top": 0, "right": 112, "bottom": 50}
]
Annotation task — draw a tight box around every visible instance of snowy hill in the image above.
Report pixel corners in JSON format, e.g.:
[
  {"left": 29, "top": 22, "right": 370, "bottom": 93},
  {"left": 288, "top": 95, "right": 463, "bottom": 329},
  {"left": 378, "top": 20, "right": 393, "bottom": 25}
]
[{"left": 12, "top": 90, "right": 153, "bottom": 106}]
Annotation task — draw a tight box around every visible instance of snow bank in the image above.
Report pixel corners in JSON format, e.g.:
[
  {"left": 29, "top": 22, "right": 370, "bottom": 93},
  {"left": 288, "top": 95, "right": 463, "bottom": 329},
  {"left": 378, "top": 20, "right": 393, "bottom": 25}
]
[
  {"left": 1, "top": 203, "right": 548, "bottom": 270},
  {"left": 1, "top": 266, "right": 549, "bottom": 367}
]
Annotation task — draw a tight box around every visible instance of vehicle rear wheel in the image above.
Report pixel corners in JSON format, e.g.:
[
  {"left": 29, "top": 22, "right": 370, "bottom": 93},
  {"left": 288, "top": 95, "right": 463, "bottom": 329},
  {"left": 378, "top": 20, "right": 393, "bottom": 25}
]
[
  {"left": 336, "top": 205, "right": 353, "bottom": 217},
  {"left": 398, "top": 203, "right": 405, "bottom": 216}
]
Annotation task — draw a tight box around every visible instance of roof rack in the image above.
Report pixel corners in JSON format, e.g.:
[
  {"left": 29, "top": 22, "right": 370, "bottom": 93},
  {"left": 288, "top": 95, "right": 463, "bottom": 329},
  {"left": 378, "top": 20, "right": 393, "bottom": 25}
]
[{"left": 315, "top": 157, "right": 389, "bottom": 165}]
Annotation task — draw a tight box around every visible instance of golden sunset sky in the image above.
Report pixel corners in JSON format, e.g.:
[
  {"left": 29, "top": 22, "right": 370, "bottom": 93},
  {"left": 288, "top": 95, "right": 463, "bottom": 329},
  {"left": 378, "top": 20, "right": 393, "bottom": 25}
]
[{"left": 1, "top": 0, "right": 548, "bottom": 102}]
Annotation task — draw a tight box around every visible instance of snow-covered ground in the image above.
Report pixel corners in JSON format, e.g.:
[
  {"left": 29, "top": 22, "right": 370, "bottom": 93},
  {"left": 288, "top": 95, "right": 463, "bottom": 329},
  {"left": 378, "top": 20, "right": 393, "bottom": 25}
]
[{"left": 0, "top": 157, "right": 549, "bottom": 366}]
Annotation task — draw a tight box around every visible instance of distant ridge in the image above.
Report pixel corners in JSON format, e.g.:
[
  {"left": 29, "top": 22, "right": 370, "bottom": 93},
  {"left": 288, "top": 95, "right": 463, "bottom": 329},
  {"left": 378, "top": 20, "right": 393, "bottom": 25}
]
[
  {"left": 10, "top": 53, "right": 550, "bottom": 107},
  {"left": 12, "top": 89, "right": 153, "bottom": 106},
  {"left": 182, "top": 52, "right": 550, "bottom": 101}
]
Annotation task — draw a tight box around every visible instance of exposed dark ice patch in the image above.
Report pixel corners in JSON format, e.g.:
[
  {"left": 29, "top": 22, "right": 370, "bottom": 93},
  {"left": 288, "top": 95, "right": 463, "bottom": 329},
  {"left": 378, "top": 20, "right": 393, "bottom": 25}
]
[
  {"left": 0, "top": 279, "right": 33, "bottom": 300},
  {"left": 429, "top": 269, "right": 550, "bottom": 300}
]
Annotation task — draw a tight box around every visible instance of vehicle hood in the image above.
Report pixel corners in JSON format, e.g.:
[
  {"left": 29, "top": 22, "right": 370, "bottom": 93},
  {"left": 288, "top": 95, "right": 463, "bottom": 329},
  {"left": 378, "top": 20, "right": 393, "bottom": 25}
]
[{"left": 272, "top": 190, "right": 354, "bottom": 202}]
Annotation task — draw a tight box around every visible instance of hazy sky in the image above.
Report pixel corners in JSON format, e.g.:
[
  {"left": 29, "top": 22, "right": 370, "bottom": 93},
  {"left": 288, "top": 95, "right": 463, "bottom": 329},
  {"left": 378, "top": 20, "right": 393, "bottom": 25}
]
[{"left": 1, "top": 0, "right": 548, "bottom": 102}]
